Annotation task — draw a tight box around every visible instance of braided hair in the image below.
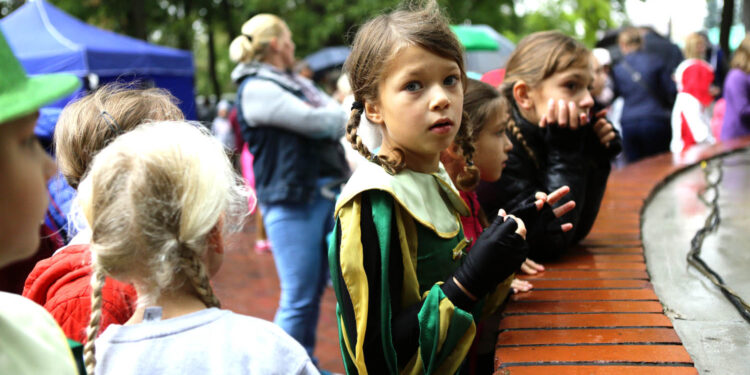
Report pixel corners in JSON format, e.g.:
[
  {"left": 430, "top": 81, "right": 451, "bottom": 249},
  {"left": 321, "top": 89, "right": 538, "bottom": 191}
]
[
  {"left": 343, "top": 0, "right": 469, "bottom": 175},
  {"left": 78, "top": 122, "right": 249, "bottom": 374}
]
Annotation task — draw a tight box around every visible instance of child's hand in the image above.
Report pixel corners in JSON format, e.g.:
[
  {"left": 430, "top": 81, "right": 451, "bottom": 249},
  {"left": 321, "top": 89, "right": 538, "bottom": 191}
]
[
  {"left": 592, "top": 109, "right": 616, "bottom": 148},
  {"left": 520, "top": 258, "right": 545, "bottom": 275},
  {"left": 498, "top": 209, "right": 526, "bottom": 239},
  {"left": 539, "top": 98, "right": 589, "bottom": 130},
  {"left": 533, "top": 186, "right": 575, "bottom": 232},
  {"left": 511, "top": 278, "right": 533, "bottom": 294}
]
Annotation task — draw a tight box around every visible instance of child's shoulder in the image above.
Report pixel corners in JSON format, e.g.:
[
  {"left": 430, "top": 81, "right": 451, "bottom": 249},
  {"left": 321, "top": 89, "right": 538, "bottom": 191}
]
[{"left": 335, "top": 161, "right": 470, "bottom": 237}]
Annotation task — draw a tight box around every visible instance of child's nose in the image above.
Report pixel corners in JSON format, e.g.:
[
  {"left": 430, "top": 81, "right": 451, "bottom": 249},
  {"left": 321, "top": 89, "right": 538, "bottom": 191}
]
[
  {"left": 429, "top": 87, "right": 450, "bottom": 110},
  {"left": 580, "top": 90, "right": 595, "bottom": 109}
]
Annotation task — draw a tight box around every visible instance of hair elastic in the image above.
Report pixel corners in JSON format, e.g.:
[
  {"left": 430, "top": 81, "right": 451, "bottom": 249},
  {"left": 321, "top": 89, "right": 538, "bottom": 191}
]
[
  {"left": 351, "top": 101, "right": 364, "bottom": 111},
  {"left": 100, "top": 110, "right": 122, "bottom": 136},
  {"left": 243, "top": 34, "right": 253, "bottom": 43}
]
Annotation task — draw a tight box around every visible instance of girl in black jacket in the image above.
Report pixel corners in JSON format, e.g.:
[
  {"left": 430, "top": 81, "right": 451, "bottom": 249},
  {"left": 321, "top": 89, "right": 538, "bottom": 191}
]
[{"left": 476, "top": 31, "right": 622, "bottom": 262}]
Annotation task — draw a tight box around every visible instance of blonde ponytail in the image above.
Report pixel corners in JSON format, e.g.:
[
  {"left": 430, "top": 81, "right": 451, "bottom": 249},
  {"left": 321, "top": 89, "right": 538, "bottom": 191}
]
[{"left": 229, "top": 14, "right": 286, "bottom": 64}]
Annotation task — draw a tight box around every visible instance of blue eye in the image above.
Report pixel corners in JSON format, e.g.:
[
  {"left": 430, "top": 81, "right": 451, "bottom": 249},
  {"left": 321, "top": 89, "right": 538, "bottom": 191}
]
[
  {"left": 444, "top": 75, "right": 459, "bottom": 86},
  {"left": 404, "top": 81, "right": 422, "bottom": 92}
]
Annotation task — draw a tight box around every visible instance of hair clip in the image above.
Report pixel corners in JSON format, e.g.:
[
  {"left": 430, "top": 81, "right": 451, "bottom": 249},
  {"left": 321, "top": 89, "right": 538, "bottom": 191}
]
[
  {"left": 243, "top": 34, "right": 253, "bottom": 42},
  {"left": 100, "top": 110, "right": 122, "bottom": 136},
  {"left": 351, "top": 101, "right": 364, "bottom": 111}
]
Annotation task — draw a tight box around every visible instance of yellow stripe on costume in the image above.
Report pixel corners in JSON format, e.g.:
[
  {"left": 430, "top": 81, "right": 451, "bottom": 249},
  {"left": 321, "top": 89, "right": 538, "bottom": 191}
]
[
  {"left": 395, "top": 205, "right": 421, "bottom": 306},
  {"left": 338, "top": 197, "right": 371, "bottom": 374}
]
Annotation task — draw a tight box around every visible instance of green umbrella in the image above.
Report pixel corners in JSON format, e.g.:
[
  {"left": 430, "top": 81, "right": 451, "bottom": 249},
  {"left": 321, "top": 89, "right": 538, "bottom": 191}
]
[{"left": 450, "top": 24, "right": 499, "bottom": 51}]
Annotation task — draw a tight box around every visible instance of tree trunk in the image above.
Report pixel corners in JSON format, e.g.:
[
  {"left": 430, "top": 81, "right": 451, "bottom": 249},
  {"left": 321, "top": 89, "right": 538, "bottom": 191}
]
[
  {"left": 206, "top": 6, "right": 222, "bottom": 100},
  {"left": 743, "top": 0, "right": 750, "bottom": 32},
  {"left": 720, "top": 0, "right": 734, "bottom": 55},
  {"left": 220, "top": 0, "right": 235, "bottom": 37},
  {"left": 127, "top": 0, "right": 147, "bottom": 40}
]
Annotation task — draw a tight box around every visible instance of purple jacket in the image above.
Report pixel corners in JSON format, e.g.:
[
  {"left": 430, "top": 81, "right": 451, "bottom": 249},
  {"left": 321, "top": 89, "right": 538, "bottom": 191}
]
[{"left": 721, "top": 68, "right": 750, "bottom": 141}]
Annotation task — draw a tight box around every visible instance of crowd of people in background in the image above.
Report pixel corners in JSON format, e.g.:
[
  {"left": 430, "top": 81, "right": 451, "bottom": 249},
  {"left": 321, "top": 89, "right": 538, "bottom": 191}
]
[{"left": 4, "top": 0, "right": 750, "bottom": 374}]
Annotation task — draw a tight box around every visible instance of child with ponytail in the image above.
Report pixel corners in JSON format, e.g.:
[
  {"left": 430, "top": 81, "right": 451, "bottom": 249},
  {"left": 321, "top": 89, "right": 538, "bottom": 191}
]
[
  {"left": 476, "top": 31, "right": 622, "bottom": 262},
  {"left": 329, "top": 2, "right": 528, "bottom": 374},
  {"left": 79, "top": 122, "right": 316, "bottom": 375}
]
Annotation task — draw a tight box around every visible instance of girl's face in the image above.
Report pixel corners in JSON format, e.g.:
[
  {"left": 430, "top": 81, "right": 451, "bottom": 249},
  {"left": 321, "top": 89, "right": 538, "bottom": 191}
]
[
  {"left": 0, "top": 112, "right": 56, "bottom": 267},
  {"left": 367, "top": 45, "right": 464, "bottom": 173},
  {"left": 474, "top": 103, "right": 513, "bottom": 182},
  {"left": 527, "top": 64, "right": 595, "bottom": 125}
]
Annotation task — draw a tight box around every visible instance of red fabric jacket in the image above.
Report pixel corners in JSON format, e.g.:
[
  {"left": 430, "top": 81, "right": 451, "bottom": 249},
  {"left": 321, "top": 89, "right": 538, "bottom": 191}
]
[{"left": 22, "top": 244, "right": 137, "bottom": 343}]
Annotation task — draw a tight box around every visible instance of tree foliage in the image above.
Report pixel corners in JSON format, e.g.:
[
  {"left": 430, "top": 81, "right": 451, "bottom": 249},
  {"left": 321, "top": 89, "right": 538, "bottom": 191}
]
[{"left": 1, "top": 0, "right": 628, "bottom": 97}]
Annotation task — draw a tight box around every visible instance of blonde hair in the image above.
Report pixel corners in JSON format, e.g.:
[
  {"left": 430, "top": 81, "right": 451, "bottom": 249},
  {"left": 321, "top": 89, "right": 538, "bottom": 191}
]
[
  {"left": 500, "top": 31, "right": 590, "bottom": 167},
  {"left": 731, "top": 34, "right": 750, "bottom": 73},
  {"left": 684, "top": 32, "right": 706, "bottom": 60},
  {"left": 229, "top": 14, "right": 286, "bottom": 63},
  {"left": 344, "top": 0, "right": 475, "bottom": 177},
  {"left": 54, "top": 83, "right": 183, "bottom": 189},
  {"left": 79, "top": 122, "right": 250, "bottom": 375}
]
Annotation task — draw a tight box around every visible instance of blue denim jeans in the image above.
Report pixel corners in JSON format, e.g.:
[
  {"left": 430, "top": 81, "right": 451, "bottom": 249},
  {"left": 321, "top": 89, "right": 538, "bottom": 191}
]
[{"left": 259, "top": 177, "right": 337, "bottom": 361}]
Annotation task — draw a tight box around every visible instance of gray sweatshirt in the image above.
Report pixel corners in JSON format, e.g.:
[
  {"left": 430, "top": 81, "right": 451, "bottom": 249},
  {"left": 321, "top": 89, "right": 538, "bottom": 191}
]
[{"left": 94, "top": 308, "right": 319, "bottom": 375}]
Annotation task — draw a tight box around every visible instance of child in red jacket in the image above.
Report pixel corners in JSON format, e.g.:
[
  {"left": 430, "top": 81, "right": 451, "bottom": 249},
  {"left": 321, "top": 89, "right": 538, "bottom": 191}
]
[{"left": 23, "top": 83, "right": 184, "bottom": 343}]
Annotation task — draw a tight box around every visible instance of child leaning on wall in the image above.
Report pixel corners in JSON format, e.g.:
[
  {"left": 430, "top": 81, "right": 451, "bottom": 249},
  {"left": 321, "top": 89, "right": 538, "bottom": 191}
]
[{"left": 328, "top": 1, "right": 529, "bottom": 373}]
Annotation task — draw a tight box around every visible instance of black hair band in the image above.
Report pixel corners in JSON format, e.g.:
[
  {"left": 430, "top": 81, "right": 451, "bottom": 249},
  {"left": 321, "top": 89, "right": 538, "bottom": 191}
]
[
  {"left": 244, "top": 34, "right": 253, "bottom": 42},
  {"left": 351, "top": 101, "right": 364, "bottom": 111},
  {"left": 100, "top": 110, "right": 122, "bottom": 136}
]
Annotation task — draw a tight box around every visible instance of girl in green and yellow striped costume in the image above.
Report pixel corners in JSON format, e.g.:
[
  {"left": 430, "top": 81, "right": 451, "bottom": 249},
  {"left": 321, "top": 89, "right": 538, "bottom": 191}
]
[{"left": 329, "top": 2, "right": 529, "bottom": 374}]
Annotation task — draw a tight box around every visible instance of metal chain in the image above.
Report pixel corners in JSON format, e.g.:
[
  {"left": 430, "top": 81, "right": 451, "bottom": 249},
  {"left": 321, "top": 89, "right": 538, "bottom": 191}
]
[{"left": 687, "top": 159, "right": 750, "bottom": 323}]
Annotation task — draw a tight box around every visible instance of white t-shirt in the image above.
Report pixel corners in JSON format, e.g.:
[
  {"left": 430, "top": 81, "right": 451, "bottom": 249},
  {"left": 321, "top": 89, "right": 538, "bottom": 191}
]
[
  {"left": 95, "top": 308, "right": 318, "bottom": 375},
  {"left": 0, "top": 292, "right": 78, "bottom": 375}
]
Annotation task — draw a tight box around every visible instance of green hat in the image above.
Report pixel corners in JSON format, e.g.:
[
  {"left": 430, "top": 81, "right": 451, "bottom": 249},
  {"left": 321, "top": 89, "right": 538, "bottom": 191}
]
[{"left": 0, "top": 28, "right": 81, "bottom": 124}]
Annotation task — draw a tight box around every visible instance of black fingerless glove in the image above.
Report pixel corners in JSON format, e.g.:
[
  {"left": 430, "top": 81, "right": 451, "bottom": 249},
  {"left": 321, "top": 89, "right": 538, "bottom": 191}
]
[
  {"left": 441, "top": 216, "right": 528, "bottom": 310},
  {"left": 544, "top": 122, "right": 585, "bottom": 152},
  {"left": 584, "top": 124, "right": 622, "bottom": 161}
]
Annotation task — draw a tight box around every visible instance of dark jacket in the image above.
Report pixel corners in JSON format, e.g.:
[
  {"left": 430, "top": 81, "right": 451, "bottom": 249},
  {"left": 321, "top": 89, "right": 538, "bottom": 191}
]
[
  {"left": 613, "top": 51, "right": 677, "bottom": 124},
  {"left": 233, "top": 63, "right": 349, "bottom": 205},
  {"left": 476, "top": 104, "right": 620, "bottom": 261}
]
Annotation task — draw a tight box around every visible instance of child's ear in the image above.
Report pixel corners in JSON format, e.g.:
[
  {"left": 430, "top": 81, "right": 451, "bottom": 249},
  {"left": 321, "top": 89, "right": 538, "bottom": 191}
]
[
  {"left": 364, "top": 101, "right": 384, "bottom": 125},
  {"left": 208, "top": 222, "right": 224, "bottom": 255},
  {"left": 513, "top": 81, "right": 534, "bottom": 111}
]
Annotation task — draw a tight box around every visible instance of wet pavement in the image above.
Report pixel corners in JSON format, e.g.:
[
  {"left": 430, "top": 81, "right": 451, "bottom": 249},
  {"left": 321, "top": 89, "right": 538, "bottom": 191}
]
[{"left": 642, "top": 148, "right": 750, "bottom": 374}]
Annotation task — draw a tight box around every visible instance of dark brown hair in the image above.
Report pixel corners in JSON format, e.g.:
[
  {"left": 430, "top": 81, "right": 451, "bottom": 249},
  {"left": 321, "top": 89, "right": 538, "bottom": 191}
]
[
  {"left": 343, "top": 0, "right": 473, "bottom": 175},
  {"left": 452, "top": 79, "right": 510, "bottom": 190},
  {"left": 499, "top": 31, "right": 590, "bottom": 167}
]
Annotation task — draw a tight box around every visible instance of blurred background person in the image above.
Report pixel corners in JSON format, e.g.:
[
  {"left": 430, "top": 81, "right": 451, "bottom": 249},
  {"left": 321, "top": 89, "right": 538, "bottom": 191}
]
[
  {"left": 671, "top": 32, "right": 716, "bottom": 153},
  {"left": 229, "top": 13, "right": 349, "bottom": 369},
  {"left": 612, "top": 26, "right": 677, "bottom": 162},
  {"left": 721, "top": 34, "right": 750, "bottom": 141}
]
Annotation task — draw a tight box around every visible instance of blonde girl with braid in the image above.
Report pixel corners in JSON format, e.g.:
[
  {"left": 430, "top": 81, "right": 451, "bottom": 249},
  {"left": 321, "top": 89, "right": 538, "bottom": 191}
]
[
  {"left": 475, "top": 31, "right": 622, "bottom": 262},
  {"left": 329, "top": 2, "right": 529, "bottom": 374},
  {"left": 78, "top": 122, "right": 317, "bottom": 375},
  {"left": 23, "top": 83, "right": 184, "bottom": 345}
]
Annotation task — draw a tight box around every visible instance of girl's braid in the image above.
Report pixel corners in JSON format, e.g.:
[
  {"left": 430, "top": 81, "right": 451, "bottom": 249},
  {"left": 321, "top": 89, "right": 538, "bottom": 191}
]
[
  {"left": 453, "top": 110, "right": 480, "bottom": 191},
  {"left": 179, "top": 245, "right": 221, "bottom": 309},
  {"left": 345, "top": 105, "right": 405, "bottom": 175},
  {"left": 83, "top": 268, "right": 106, "bottom": 375},
  {"left": 507, "top": 119, "right": 539, "bottom": 168}
]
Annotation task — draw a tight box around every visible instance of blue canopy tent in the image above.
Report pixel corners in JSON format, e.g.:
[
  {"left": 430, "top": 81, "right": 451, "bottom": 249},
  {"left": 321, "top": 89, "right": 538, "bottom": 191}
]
[{"left": 0, "top": 0, "right": 196, "bottom": 119}]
